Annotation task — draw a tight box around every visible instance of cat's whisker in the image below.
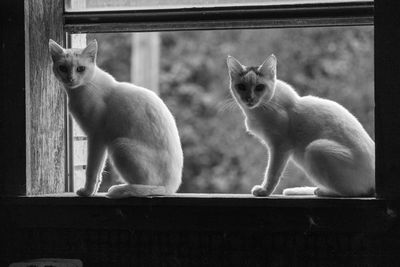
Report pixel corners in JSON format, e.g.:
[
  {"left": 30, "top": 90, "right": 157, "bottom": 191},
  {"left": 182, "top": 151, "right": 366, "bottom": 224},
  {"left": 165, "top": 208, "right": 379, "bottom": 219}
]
[
  {"left": 260, "top": 102, "right": 273, "bottom": 111},
  {"left": 259, "top": 100, "right": 285, "bottom": 112},
  {"left": 259, "top": 102, "right": 268, "bottom": 110},
  {"left": 272, "top": 101, "right": 285, "bottom": 110},
  {"left": 217, "top": 98, "right": 239, "bottom": 113}
]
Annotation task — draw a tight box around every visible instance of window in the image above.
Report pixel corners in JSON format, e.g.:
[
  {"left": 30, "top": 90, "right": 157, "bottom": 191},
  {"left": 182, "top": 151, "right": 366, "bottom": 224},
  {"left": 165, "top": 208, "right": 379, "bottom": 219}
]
[
  {"left": 63, "top": 0, "right": 375, "bottom": 196},
  {"left": 70, "top": 27, "right": 374, "bottom": 194},
  {"left": 5, "top": 0, "right": 393, "bottom": 198},
  {"left": 4, "top": 1, "right": 400, "bottom": 266}
]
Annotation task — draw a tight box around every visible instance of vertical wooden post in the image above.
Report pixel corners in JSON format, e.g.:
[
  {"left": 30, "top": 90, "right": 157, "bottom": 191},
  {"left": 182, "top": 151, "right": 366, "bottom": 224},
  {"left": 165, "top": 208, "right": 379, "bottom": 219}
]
[
  {"left": 131, "top": 33, "right": 160, "bottom": 93},
  {"left": 25, "top": 0, "right": 65, "bottom": 195}
]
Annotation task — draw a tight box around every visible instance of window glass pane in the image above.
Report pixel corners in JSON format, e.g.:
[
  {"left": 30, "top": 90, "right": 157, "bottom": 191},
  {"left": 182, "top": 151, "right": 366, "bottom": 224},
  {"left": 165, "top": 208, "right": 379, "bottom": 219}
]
[
  {"left": 65, "top": 0, "right": 372, "bottom": 12},
  {"left": 71, "top": 26, "right": 374, "bottom": 194}
]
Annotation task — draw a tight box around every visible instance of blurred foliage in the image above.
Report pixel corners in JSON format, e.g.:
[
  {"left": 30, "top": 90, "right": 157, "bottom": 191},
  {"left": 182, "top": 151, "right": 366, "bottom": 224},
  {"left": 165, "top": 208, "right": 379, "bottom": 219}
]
[{"left": 88, "top": 26, "right": 374, "bottom": 194}]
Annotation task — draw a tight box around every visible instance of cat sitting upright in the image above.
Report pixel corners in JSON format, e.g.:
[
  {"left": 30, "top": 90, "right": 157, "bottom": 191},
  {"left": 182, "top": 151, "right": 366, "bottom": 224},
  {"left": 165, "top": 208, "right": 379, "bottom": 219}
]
[
  {"left": 49, "top": 39, "right": 183, "bottom": 198},
  {"left": 227, "top": 54, "right": 375, "bottom": 197}
]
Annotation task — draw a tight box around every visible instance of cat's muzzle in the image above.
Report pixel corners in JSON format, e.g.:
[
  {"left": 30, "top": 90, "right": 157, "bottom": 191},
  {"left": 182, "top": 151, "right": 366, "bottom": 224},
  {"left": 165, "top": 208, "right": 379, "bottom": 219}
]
[{"left": 245, "top": 100, "right": 258, "bottom": 108}]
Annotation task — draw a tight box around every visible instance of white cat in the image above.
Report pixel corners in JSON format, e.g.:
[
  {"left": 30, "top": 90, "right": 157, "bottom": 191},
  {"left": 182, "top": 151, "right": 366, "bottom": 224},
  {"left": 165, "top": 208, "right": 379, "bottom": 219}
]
[
  {"left": 227, "top": 54, "right": 375, "bottom": 197},
  {"left": 49, "top": 39, "right": 183, "bottom": 198}
]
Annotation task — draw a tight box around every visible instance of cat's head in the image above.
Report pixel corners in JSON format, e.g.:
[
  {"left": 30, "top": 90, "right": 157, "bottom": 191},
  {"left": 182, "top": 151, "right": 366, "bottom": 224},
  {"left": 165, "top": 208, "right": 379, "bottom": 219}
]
[
  {"left": 49, "top": 39, "right": 98, "bottom": 89},
  {"left": 227, "top": 54, "right": 277, "bottom": 109}
]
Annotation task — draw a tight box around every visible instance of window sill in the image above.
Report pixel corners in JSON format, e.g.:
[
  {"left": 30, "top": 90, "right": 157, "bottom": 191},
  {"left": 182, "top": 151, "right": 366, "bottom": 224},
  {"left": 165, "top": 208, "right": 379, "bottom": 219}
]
[
  {"left": 1, "top": 193, "right": 399, "bottom": 266},
  {"left": 1, "top": 193, "right": 394, "bottom": 233},
  {"left": 2, "top": 192, "right": 382, "bottom": 207}
]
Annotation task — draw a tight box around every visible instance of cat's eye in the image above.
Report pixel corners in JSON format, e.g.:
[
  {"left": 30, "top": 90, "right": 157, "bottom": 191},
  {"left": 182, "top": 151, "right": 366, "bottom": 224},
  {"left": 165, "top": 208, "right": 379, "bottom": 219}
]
[
  {"left": 236, "top": 84, "right": 246, "bottom": 91},
  {"left": 58, "top": 65, "right": 68, "bottom": 73},
  {"left": 255, "top": 84, "right": 265, "bottom": 92},
  {"left": 76, "top": 66, "right": 86, "bottom": 73}
]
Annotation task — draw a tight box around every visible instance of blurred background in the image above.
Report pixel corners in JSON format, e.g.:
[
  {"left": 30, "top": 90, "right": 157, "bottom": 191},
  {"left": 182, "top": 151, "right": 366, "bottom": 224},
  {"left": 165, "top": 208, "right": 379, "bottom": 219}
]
[{"left": 73, "top": 26, "right": 374, "bottom": 194}]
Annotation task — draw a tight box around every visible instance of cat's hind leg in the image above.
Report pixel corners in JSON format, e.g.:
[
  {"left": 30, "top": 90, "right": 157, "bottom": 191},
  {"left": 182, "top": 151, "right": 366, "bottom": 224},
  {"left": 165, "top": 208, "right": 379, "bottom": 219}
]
[
  {"left": 108, "top": 138, "right": 178, "bottom": 198},
  {"left": 303, "top": 139, "right": 354, "bottom": 197},
  {"left": 314, "top": 187, "right": 344, "bottom": 197}
]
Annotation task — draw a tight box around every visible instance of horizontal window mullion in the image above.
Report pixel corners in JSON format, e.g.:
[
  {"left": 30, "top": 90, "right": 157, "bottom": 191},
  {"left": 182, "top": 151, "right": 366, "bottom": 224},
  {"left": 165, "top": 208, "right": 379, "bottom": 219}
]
[
  {"left": 64, "top": 2, "right": 373, "bottom": 33},
  {"left": 65, "top": 17, "right": 373, "bottom": 33}
]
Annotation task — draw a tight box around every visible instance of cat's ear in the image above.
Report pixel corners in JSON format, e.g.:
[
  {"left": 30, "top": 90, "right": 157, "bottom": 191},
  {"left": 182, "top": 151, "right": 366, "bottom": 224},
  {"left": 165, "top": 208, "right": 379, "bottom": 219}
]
[
  {"left": 49, "top": 39, "right": 65, "bottom": 62},
  {"left": 82, "top": 39, "right": 98, "bottom": 62},
  {"left": 227, "top": 56, "right": 245, "bottom": 76},
  {"left": 258, "top": 54, "right": 277, "bottom": 79}
]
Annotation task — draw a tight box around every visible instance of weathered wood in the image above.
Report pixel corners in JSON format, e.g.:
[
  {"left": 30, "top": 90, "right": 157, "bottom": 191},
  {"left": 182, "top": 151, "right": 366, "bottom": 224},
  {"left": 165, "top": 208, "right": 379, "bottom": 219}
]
[
  {"left": 131, "top": 33, "right": 160, "bottom": 92},
  {"left": 25, "top": 0, "right": 65, "bottom": 195}
]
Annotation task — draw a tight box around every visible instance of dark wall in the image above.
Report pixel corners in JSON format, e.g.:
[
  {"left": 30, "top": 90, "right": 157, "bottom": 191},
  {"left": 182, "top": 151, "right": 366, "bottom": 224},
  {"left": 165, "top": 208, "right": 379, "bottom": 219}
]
[
  {"left": 375, "top": 2, "right": 400, "bottom": 197},
  {"left": 0, "top": 0, "right": 26, "bottom": 195},
  {"left": 1, "top": 197, "right": 399, "bottom": 267}
]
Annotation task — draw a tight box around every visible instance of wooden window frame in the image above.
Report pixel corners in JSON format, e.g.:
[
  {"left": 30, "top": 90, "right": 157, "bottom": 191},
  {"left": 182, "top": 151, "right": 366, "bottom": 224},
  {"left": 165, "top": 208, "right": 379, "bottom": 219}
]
[
  {"left": 62, "top": 1, "right": 382, "bottom": 198},
  {"left": 2, "top": 0, "right": 399, "bottom": 200},
  {"left": 1, "top": 0, "right": 66, "bottom": 196},
  {"left": 64, "top": 1, "right": 373, "bottom": 33},
  {"left": 63, "top": 1, "right": 376, "bottom": 197},
  {"left": 3, "top": 2, "right": 400, "bottom": 265}
]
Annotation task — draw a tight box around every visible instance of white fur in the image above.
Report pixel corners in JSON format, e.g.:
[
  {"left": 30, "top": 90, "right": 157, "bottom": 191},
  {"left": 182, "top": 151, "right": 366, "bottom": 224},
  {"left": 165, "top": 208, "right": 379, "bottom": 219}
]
[
  {"left": 106, "top": 184, "right": 167, "bottom": 198},
  {"left": 282, "top": 187, "right": 317, "bottom": 195},
  {"left": 49, "top": 39, "right": 183, "bottom": 198},
  {"left": 227, "top": 55, "right": 375, "bottom": 197}
]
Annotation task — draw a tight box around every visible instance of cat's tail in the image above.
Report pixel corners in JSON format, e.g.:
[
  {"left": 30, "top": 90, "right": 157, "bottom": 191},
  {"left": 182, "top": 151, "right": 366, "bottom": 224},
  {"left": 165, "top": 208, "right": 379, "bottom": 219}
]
[
  {"left": 106, "top": 184, "right": 168, "bottom": 199},
  {"left": 282, "top": 186, "right": 317, "bottom": 196}
]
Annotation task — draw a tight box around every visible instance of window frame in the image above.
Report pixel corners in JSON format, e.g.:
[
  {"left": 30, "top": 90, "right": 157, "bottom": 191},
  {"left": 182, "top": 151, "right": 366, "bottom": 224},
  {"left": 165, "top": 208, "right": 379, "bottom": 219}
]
[
  {"left": 64, "top": 0, "right": 378, "bottom": 198},
  {"left": 3, "top": 2, "right": 400, "bottom": 265},
  {"left": 3, "top": 0, "right": 396, "bottom": 199},
  {"left": 63, "top": 1, "right": 373, "bottom": 33}
]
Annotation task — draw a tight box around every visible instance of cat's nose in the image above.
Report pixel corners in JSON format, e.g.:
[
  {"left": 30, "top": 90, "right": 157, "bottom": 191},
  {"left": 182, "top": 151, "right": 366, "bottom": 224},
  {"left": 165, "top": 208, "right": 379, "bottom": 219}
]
[{"left": 245, "top": 97, "right": 254, "bottom": 103}]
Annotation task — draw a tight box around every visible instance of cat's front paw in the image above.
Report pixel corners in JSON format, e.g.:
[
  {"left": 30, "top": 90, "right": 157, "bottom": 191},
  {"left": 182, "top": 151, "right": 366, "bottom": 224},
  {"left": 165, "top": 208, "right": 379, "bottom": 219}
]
[
  {"left": 76, "top": 187, "right": 96, "bottom": 197},
  {"left": 251, "top": 185, "right": 270, "bottom": 197}
]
